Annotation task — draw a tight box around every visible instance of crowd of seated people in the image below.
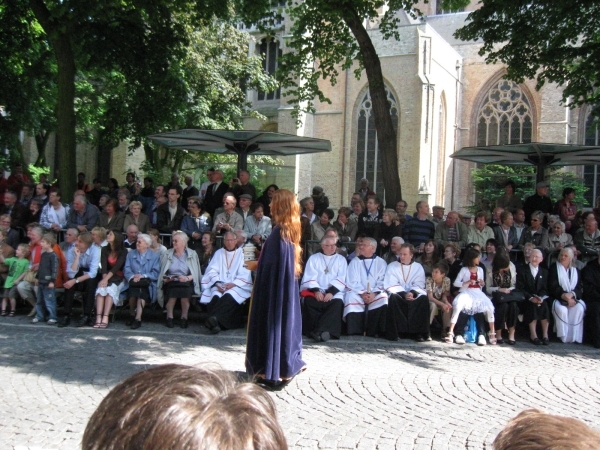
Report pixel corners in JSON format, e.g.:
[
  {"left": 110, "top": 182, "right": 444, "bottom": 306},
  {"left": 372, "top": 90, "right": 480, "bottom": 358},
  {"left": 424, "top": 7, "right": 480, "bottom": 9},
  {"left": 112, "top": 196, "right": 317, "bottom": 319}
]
[{"left": 0, "top": 167, "right": 599, "bottom": 347}]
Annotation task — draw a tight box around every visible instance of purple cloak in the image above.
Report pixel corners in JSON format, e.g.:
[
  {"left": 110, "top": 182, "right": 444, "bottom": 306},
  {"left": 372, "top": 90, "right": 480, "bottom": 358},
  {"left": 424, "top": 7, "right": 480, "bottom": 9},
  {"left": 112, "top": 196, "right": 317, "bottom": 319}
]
[{"left": 245, "top": 226, "right": 305, "bottom": 381}]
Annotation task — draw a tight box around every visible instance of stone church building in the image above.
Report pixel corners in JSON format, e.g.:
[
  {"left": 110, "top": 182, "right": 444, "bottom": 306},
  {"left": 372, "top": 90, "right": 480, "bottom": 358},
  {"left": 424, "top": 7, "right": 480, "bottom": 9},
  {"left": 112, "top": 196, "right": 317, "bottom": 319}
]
[
  {"left": 240, "top": 0, "right": 599, "bottom": 211},
  {"left": 20, "top": 1, "right": 599, "bottom": 212}
]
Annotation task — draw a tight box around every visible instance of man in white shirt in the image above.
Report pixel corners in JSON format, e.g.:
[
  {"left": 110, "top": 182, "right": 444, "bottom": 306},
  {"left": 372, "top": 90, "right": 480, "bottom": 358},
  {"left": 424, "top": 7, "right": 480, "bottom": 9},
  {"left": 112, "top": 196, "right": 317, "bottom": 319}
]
[
  {"left": 199, "top": 168, "right": 215, "bottom": 200},
  {"left": 40, "top": 189, "right": 70, "bottom": 231},
  {"left": 300, "top": 236, "right": 348, "bottom": 342}
]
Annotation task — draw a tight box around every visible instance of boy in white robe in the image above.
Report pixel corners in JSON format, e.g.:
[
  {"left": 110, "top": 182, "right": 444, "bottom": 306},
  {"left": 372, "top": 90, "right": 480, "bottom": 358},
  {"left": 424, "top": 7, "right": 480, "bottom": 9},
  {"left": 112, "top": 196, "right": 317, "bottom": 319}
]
[
  {"left": 300, "top": 236, "right": 348, "bottom": 341},
  {"left": 343, "top": 237, "right": 388, "bottom": 336},
  {"left": 200, "top": 232, "right": 252, "bottom": 333},
  {"left": 384, "top": 243, "right": 430, "bottom": 341}
]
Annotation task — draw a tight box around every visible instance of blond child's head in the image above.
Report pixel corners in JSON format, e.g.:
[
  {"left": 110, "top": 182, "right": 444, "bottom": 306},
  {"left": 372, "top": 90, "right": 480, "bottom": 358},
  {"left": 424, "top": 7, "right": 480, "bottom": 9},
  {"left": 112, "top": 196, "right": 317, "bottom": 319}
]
[{"left": 15, "top": 243, "right": 30, "bottom": 259}]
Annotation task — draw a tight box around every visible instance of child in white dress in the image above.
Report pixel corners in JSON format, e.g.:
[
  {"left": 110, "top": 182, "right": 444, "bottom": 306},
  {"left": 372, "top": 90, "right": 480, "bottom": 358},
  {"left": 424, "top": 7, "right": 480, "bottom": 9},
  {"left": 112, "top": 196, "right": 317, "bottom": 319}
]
[{"left": 446, "top": 248, "right": 497, "bottom": 345}]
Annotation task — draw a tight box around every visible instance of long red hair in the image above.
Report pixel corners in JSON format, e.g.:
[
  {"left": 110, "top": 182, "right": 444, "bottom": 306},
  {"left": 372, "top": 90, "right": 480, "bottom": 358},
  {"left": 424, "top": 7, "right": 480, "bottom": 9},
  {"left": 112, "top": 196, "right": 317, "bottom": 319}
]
[{"left": 270, "top": 189, "right": 303, "bottom": 276}]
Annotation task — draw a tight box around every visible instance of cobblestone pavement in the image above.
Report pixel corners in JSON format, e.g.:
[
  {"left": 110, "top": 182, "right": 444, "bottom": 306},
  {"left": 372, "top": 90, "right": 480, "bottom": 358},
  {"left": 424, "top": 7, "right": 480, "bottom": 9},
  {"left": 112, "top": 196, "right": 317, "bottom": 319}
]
[{"left": 1, "top": 313, "right": 599, "bottom": 450}]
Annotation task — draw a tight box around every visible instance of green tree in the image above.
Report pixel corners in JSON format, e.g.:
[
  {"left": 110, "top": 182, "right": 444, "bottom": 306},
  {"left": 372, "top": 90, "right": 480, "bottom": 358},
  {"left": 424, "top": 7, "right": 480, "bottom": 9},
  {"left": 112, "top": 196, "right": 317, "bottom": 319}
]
[
  {"left": 101, "top": 20, "right": 278, "bottom": 176},
  {"left": 2, "top": 0, "right": 234, "bottom": 200},
  {"left": 0, "top": 1, "right": 56, "bottom": 166},
  {"left": 238, "top": 0, "right": 468, "bottom": 206},
  {"left": 466, "top": 164, "right": 588, "bottom": 215},
  {"left": 455, "top": 0, "right": 600, "bottom": 119}
]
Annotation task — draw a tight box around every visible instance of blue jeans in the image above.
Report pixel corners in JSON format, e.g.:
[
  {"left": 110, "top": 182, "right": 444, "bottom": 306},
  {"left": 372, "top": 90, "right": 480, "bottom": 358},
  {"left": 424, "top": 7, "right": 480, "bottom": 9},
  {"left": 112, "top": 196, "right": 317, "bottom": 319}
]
[{"left": 36, "top": 286, "right": 57, "bottom": 321}]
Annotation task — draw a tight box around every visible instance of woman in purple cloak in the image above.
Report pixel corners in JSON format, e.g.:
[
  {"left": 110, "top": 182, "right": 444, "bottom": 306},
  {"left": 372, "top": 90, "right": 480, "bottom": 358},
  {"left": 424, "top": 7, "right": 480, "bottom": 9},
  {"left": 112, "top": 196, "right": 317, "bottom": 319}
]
[{"left": 245, "top": 189, "right": 306, "bottom": 390}]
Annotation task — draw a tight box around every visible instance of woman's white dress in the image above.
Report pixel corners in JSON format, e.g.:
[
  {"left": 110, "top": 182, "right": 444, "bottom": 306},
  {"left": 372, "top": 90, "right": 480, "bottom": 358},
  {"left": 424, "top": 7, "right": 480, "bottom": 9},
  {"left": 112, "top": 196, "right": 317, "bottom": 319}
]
[{"left": 451, "top": 266, "right": 495, "bottom": 323}]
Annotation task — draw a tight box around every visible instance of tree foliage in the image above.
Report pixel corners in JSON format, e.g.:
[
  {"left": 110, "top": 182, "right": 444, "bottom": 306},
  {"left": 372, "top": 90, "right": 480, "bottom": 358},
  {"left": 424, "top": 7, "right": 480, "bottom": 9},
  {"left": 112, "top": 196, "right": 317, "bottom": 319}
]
[
  {"left": 238, "top": 0, "right": 468, "bottom": 206},
  {"left": 0, "top": 0, "right": 237, "bottom": 199},
  {"left": 1, "top": 0, "right": 279, "bottom": 199},
  {"left": 104, "top": 20, "right": 278, "bottom": 176},
  {"left": 0, "top": 1, "right": 56, "bottom": 165},
  {"left": 455, "top": 0, "right": 600, "bottom": 117},
  {"left": 467, "top": 164, "right": 588, "bottom": 215}
]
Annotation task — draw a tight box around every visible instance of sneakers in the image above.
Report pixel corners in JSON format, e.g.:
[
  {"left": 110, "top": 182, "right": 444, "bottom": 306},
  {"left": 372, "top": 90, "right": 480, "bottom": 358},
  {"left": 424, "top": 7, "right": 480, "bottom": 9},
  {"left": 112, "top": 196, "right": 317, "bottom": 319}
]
[
  {"left": 477, "top": 334, "right": 487, "bottom": 346},
  {"left": 454, "top": 335, "right": 466, "bottom": 345},
  {"left": 31, "top": 317, "right": 40, "bottom": 324},
  {"left": 47, "top": 319, "right": 57, "bottom": 325}
]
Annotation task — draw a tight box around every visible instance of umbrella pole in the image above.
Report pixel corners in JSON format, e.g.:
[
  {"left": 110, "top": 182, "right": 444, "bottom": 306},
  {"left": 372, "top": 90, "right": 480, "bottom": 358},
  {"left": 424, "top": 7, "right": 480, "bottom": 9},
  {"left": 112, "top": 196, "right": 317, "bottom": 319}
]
[
  {"left": 237, "top": 147, "right": 248, "bottom": 175},
  {"left": 536, "top": 162, "right": 546, "bottom": 184}
]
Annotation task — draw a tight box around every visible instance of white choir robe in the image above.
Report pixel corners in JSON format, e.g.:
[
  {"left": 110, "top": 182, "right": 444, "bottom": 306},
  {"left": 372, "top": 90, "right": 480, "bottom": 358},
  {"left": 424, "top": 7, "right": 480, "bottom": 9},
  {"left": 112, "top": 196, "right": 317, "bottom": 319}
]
[
  {"left": 300, "top": 253, "right": 348, "bottom": 299},
  {"left": 384, "top": 262, "right": 427, "bottom": 296},
  {"left": 200, "top": 248, "right": 253, "bottom": 304},
  {"left": 343, "top": 256, "right": 388, "bottom": 317}
]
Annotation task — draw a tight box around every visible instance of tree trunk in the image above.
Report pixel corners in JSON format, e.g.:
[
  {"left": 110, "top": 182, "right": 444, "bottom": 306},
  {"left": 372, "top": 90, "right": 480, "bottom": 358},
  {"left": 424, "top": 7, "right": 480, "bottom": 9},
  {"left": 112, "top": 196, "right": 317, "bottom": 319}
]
[
  {"left": 344, "top": 11, "right": 402, "bottom": 206},
  {"left": 30, "top": 0, "right": 76, "bottom": 200}
]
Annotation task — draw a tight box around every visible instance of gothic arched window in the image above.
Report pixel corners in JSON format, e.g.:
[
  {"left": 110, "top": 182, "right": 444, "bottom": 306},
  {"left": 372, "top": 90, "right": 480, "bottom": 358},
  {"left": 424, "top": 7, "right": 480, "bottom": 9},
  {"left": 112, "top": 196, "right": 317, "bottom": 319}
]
[
  {"left": 476, "top": 80, "right": 533, "bottom": 146},
  {"left": 257, "top": 38, "right": 281, "bottom": 101},
  {"left": 355, "top": 86, "right": 399, "bottom": 196}
]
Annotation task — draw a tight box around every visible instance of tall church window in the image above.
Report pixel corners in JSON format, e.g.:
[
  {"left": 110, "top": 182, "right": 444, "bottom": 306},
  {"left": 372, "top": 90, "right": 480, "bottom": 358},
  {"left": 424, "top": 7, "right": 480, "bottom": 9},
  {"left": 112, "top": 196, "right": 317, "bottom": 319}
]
[
  {"left": 583, "top": 112, "right": 600, "bottom": 206},
  {"left": 355, "top": 86, "right": 399, "bottom": 196},
  {"left": 476, "top": 80, "right": 533, "bottom": 146},
  {"left": 257, "top": 38, "right": 281, "bottom": 101}
]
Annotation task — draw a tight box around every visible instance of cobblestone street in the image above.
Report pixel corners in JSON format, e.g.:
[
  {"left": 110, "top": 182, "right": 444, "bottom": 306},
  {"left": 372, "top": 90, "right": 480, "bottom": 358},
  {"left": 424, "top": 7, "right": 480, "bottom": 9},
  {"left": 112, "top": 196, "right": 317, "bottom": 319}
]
[{"left": 1, "top": 314, "right": 599, "bottom": 449}]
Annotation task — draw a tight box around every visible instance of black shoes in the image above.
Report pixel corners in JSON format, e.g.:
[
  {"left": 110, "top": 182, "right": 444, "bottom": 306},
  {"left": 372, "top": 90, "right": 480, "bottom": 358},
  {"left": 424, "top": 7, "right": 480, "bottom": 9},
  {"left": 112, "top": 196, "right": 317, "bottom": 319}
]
[
  {"left": 530, "top": 337, "right": 542, "bottom": 346},
  {"left": 166, "top": 318, "right": 174, "bottom": 328},
  {"left": 310, "top": 331, "right": 330, "bottom": 342},
  {"left": 131, "top": 320, "right": 141, "bottom": 329},
  {"left": 205, "top": 316, "right": 221, "bottom": 334},
  {"left": 180, "top": 318, "right": 188, "bottom": 329},
  {"left": 57, "top": 316, "right": 70, "bottom": 328},
  {"left": 75, "top": 315, "right": 91, "bottom": 327}
]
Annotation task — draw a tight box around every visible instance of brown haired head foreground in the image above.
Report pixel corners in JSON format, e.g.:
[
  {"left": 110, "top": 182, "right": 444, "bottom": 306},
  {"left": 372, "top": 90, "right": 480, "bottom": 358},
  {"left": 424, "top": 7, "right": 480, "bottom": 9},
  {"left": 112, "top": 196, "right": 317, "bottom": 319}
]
[
  {"left": 493, "top": 408, "right": 600, "bottom": 450},
  {"left": 82, "top": 364, "right": 288, "bottom": 450}
]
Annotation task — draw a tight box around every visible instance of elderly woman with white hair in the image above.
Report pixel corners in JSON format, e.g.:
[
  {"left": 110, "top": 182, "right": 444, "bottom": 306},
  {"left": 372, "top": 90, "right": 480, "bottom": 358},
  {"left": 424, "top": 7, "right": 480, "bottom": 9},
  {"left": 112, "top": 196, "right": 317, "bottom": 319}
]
[
  {"left": 516, "top": 248, "right": 551, "bottom": 345},
  {"left": 548, "top": 220, "right": 573, "bottom": 251},
  {"left": 123, "top": 233, "right": 160, "bottom": 329},
  {"left": 157, "top": 230, "right": 200, "bottom": 329},
  {"left": 548, "top": 247, "right": 586, "bottom": 343}
]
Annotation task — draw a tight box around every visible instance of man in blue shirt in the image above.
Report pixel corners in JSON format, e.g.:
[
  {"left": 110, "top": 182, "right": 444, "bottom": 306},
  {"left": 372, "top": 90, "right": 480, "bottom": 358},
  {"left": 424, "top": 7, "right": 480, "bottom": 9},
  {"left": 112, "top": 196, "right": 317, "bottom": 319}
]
[
  {"left": 58, "top": 231, "right": 101, "bottom": 327},
  {"left": 403, "top": 201, "right": 435, "bottom": 252},
  {"left": 66, "top": 195, "right": 99, "bottom": 232}
]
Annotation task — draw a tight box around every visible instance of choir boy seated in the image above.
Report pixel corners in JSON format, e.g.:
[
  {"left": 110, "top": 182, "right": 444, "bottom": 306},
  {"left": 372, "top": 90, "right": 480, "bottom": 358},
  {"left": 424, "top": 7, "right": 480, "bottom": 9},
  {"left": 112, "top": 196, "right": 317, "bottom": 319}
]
[
  {"left": 200, "top": 231, "right": 252, "bottom": 334},
  {"left": 300, "top": 236, "right": 348, "bottom": 342},
  {"left": 343, "top": 237, "right": 388, "bottom": 336},
  {"left": 384, "top": 243, "right": 430, "bottom": 341}
]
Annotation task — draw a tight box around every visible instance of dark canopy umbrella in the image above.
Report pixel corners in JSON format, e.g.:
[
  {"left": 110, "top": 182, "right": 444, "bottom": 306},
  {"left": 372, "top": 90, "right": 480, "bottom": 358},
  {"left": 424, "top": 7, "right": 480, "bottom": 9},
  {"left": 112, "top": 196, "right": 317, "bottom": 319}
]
[
  {"left": 451, "top": 142, "right": 600, "bottom": 183},
  {"left": 147, "top": 129, "right": 331, "bottom": 173}
]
